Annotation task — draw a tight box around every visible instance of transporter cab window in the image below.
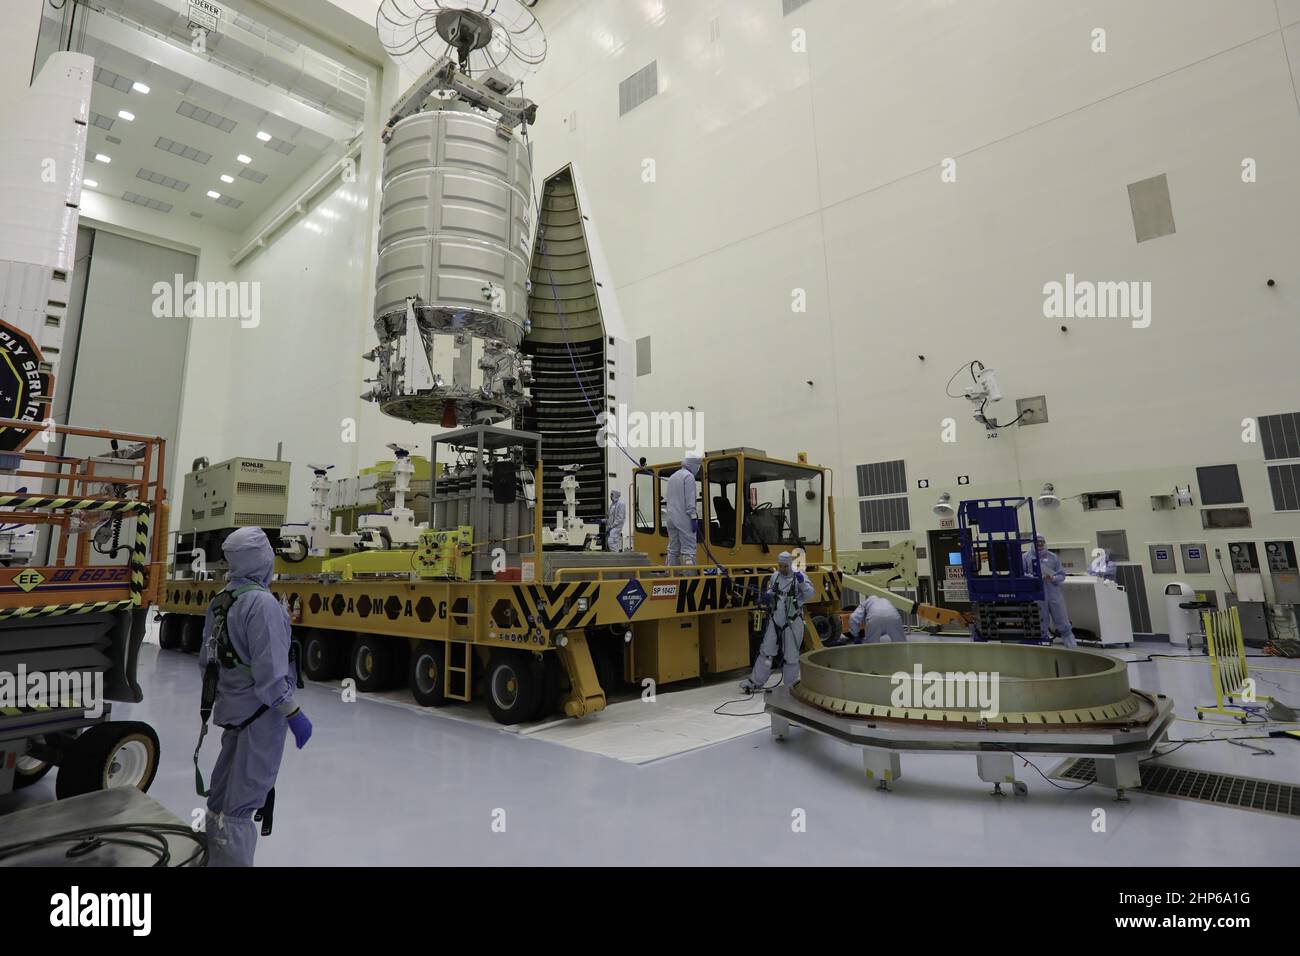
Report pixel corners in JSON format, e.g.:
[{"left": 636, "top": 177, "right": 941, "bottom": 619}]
[
  {"left": 742, "top": 462, "right": 823, "bottom": 547},
  {"left": 633, "top": 470, "right": 655, "bottom": 533},
  {"left": 707, "top": 457, "right": 738, "bottom": 548}
]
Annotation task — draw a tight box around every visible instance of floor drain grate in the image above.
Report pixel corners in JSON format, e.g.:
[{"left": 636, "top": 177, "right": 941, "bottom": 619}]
[{"left": 1055, "top": 758, "right": 1300, "bottom": 818}]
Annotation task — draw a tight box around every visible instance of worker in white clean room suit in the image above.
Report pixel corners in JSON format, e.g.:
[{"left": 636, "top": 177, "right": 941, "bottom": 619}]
[
  {"left": 1088, "top": 548, "right": 1117, "bottom": 582},
  {"left": 606, "top": 489, "right": 627, "bottom": 552},
  {"left": 664, "top": 453, "right": 702, "bottom": 569},
  {"left": 1023, "top": 535, "right": 1077, "bottom": 648},
  {"left": 741, "top": 551, "right": 815, "bottom": 692},
  {"left": 847, "top": 594, "right": 907, "bottom": 643}
]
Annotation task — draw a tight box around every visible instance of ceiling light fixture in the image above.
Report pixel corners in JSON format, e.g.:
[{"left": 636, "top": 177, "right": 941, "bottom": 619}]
[
  {"left": 220, "top": 174, "right": 234, "bottom": 183},
  {"left": 132, "top": 81, "right": 150, "bottom": 94},
  {"left": 94, "top": 153, "right": 111, "bottom": 164},
  {"left": 236, "top": 153, "right": 251, "bottom": 164},
  {"left": 118, "top": 110, "right": 135, "bottom": 121},
  {"left": 84, "top": 179, "right": 98, "bottom": 188},
  {"left": 256, "top": 131, "right": 271, "bottom": 141},
  {"left": 207, "top": 190, "right": 221, "bottom": 199}
]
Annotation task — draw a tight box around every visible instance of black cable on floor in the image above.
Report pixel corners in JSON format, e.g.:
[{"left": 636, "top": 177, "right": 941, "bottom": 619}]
[
  {"left": 0, "top": 823, "right": 207, "bottom": 867},
  {"left": 714, "top": 675, "right": 783, "bottom": 717},
  {"left": 986, "top": 745, "right": 1097, "bottom": 792}
]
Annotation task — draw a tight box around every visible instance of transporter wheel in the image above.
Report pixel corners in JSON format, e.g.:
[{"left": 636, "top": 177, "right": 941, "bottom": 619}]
[
  {"left": 531, "top": 653, "right": 563, "bottom": 721},
  {"left": 179, "top": 616, "right": 204, "bottom": 654},
  {"left": 13, "top": 744, "right": 53, "bottom": 790},
  {"left": 589, "top": 638, "right": 622, "bottom": 695},
  {"left": 301, "top": 630, "right": 345, "bottom": 682},
  {"left": 485, "top": 651, "right": 542, "bottom": 725},
  {"left": 55, "top": 721, "right": 160, "bottom": 799},
  {"left": 157, "top": 614, "right": 183, "bottom": 651},
  {"left": 409, "top": 640, "right": 449, "bottom": 707},
  {"left": 350, "top": 634, "right": 396, "bottom": 692}
]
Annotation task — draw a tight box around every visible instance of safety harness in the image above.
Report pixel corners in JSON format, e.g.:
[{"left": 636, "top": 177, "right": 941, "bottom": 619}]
[
  {"left": 192, "top": 584, "right": 301, "bottom": 836},
  {"left": 763, "top": 572, "right": 805, "bottom": 669}
]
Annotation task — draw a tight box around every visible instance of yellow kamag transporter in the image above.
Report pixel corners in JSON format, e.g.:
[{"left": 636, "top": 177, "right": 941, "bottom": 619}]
[{"left": 158, "top": 430, "right": 849, "bottom": 725}]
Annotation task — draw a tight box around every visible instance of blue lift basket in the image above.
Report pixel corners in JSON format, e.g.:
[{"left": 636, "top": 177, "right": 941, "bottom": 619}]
[{"left": 957, "top": 497, "right": 1045, "bottom": 604}]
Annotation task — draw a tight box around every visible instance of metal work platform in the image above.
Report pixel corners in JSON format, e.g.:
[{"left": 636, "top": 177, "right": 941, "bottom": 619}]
[{"left": 765, "top": 684, "right": 1175, "bottom": 799}]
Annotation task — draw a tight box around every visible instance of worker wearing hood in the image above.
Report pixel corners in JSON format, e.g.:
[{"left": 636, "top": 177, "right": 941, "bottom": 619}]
[
  {"left": 741, "top": 551, "right": 815, "bottom": 692},
  {"left": 665, "top": 453, "right": 702, "bottom": 569},
  {"left": 199, "top": 526, "right": 311, "bottom": 866},
  {"left": 606, "top": 489, "right": 627, "bottom": 552}
]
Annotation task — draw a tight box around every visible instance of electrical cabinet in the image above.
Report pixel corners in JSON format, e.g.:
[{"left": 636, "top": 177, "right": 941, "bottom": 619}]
[
  {"left": 699, "top": 612, "right": 750, "bottom": 674},
  {"left": 633, "top": 616, "right": 700, "bottom": 684},
  {"left": 1265, "top": 541, "right": 1299, "bottom": 604}
]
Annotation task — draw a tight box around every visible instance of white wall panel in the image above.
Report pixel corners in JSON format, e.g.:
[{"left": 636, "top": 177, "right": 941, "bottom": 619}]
[{"left": 523, "top": 0, "right": 1300, "bottom": 631}]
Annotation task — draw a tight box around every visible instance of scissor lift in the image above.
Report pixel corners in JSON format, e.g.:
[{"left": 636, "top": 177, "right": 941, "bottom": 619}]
[
  {"left": 0, "top": 418, "right": 167, "bottom": 798},
  {"left": 958, "top": 497, "right": 1046, "bottom": 642}
]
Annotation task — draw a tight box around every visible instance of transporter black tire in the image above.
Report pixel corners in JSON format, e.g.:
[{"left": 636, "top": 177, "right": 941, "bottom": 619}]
[
  {"left": 350, "top": 634, "right": 397, "bottom": 692},
  {"left": 301, "top": 630, "right": 345, "bottom": 682},
  {"left": 157, "top": 614, "right": 183, "bottom": 650},
  {"left": 531, "top": 653, "right": 563, "bottom": 721},
  {"left": 55, "top": 721, "right": 160, "bottom": 799},
  {"left": 180, "top": 616, "right": 204, "bottom": 654},
  {"left": 409, "top": 640, "right": 449, "bottom": 707},
  {"left": 13, "top": 750, "right": 53, "bottom": 790},
  {"left": 485, "top": 651, "right": 542, "bottom": 725},
  {"left": 590, "top": 639, "right": 621, "bottom": 696}
]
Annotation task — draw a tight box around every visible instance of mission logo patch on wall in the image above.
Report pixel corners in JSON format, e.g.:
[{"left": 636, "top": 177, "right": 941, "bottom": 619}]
[{"left": 0, "top": 321, "right": 53, "bottom": 453}]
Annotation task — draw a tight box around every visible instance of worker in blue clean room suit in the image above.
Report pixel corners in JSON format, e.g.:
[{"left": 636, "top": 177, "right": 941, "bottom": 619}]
[
  {"left": 1088, "top": 548, "right": 1117, "bottom": 582},
  {"left": 1023, "top": 534, "right": 1077, "bottom": 648},
  {"left": 199, "top": 526, "right": 312, "bottom": 866},
  {"left": 606, "top": 488, "right": 627, "bottom": 552},
  {"left": 846, "top": 594, "right": 907, "bottom": 643},
  {"left": 664, "top": 452, "right": 702, "bottom": 569},
  {"left": 741, "top": 551, "right": 816, "bottom": 692}
]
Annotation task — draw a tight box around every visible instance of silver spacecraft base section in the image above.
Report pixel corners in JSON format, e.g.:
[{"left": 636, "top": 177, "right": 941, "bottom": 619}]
[{"left": 764, "top": 685, "right": 1175, "bottom": 797}]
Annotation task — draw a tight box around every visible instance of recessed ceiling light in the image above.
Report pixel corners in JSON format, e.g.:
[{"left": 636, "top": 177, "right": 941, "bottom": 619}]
[
  {"left": 94, "top": 153, "right": 111, "bottom": 164},
  {"left": 220, "top": 174, "right": 234, "bottom": 183},
  {"left": 118, "top": 110, "right": 135, "bottom": 121},
  {"left": 207, "top": 190, "right": 221, "bottom": 199},
  {"left": 236, "top": 154, "right": 251, "bottom": 164},
  {"left": 132, "top": 81, "right": 150, "bottom": 94},
  {"left": 256, "top": 131, "right": 272, "bottom": 142},
  {"left": 84, "top": 179, "right": 98, "bottom": 188}
]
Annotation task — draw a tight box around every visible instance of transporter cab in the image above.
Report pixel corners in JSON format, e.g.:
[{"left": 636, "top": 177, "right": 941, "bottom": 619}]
[{"left": 159, "top": 435, "right": 846, "bottom": 725}]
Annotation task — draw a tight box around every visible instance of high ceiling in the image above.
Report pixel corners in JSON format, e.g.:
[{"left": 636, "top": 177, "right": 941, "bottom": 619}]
[{"left": 42, "top": 0, "right": 370, "bottom": 234}]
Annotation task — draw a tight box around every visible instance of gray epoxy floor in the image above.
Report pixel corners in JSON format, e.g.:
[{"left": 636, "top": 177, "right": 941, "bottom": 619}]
[{"left": 4, "top": 639, "right": 1299, "bottom": 865}]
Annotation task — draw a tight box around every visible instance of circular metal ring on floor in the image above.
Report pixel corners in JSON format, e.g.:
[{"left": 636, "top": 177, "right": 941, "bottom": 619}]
[{"left": 793, "top": 642, "right": 1147, "bottom": 727}]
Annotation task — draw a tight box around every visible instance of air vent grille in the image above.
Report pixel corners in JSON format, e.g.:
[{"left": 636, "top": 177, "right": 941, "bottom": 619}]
[
  {"left": 155, "top": 136, "right": 212, "bottom": 165},
  {"left": 619, "top": 61, "right": 658, "bottom": 116}
]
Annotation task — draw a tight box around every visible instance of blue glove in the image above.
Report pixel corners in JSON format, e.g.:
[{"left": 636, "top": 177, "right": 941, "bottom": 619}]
[
  {"left": 287, "top": 709, "right": 313, "bottom": 749},
  {"left": 795, "top": 571, "right": 805, "bottom": 585},
  {"left": 692, "top": 518, "right": 703, "bottom": 537}
]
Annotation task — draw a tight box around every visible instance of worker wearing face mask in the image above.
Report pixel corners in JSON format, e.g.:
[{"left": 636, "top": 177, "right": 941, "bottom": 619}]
[
  {"left": 197, "top": 527, "right": 312, "bottom": 866},
  {"left": 741, "top": 551, "right": 815, "bottom": 692},
  {"left": 664, "top": 453, "right": 702, "bottom": 569},
  {"left": 1023, "top": 534, "right": 1076, "bottom": 648},
  {"left": 606, "top": 489, "right": 627, "bottom": 552},
  {"left": 846, "top": 594, "right": 907, "bottom": 643},
  {"left": 1088, "top": 548, "right": 1117, "bottom": 582}
]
